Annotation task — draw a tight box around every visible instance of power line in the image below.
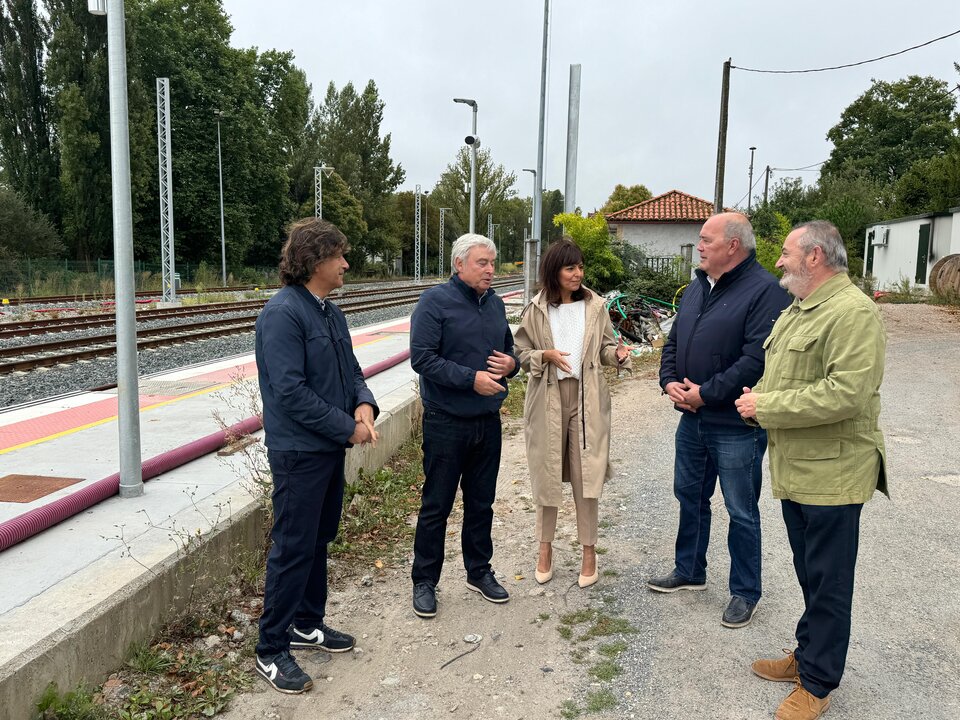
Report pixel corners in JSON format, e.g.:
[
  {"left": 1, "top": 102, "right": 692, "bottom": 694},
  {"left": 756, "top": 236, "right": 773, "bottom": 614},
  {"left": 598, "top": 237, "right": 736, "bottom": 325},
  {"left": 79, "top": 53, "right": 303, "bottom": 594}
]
[
  {"left": 770, "top": 161, "right": 826, "bottom": 172},
  {"left": 732, "top": 28, "right": 960, "bottom": 74}
]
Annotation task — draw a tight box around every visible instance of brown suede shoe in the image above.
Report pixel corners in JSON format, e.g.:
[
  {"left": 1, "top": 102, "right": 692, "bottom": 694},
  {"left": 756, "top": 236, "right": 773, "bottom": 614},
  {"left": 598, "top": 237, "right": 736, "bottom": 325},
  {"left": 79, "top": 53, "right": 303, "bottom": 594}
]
[
  {"left": 775, "top": 683, "right": 831, "bottom": 720},
  {"left": 752, "top": 649, "right": 799, "bottom": 682}
]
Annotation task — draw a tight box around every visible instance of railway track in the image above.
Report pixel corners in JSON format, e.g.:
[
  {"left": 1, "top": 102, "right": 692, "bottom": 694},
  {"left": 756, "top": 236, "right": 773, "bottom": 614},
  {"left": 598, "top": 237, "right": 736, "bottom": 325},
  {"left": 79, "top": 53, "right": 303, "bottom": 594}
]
[{"left": 0, "top": 279, "right": 522, "bottom": 375}]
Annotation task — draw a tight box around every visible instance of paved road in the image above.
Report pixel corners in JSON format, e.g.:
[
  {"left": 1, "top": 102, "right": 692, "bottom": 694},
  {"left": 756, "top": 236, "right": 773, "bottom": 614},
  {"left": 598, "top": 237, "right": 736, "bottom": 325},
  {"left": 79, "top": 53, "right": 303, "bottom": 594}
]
[{"left": 597, "top": 303, "right": 960, "bottom": 719}]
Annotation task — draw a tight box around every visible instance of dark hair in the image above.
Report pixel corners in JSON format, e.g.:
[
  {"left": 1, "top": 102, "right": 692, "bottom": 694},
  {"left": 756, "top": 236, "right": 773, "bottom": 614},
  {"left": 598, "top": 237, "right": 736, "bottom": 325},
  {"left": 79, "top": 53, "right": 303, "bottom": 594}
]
[
  {"left": 278, "top": 218, "right": 350, "bottom": 286},
  {"left": 539, "top": 238, "right": 585, "bottom": 304}
]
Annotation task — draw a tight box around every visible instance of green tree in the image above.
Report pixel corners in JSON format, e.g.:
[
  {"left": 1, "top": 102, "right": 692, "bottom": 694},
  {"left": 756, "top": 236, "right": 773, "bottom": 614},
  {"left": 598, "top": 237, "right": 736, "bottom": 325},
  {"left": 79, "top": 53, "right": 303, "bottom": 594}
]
[
  {"left": 0, "top": 183, "right": 63, "bottom": 257},
  {"left": 823, "top": 75, "right": 957, "bottom": 183},
  {"left": 0, "top": 0, "right": 59, "bottom": 225},
  {"left": 892, "top": 147, "right": 960, "bottom": 216},
  {"left": 541, "top": 188, "right": 564, "bottom": 246},
  {"left": 599, "top": 183, "right": 652, "bottom": 214},
  {"left": 429, "top": 146, "right": 518, "bottom": 239},
  {"left": 295, "top": 171, "right": 368, "bottom": 268},
  {"left": 553, "top": 212, "right": 623, "bottom": 292}
]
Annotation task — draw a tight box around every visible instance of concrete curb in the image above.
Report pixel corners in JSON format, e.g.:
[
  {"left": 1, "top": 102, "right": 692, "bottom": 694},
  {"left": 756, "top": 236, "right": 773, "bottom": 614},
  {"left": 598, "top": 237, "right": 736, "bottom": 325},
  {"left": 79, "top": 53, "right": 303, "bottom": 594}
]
[{"left": 0, "top": 394, "right": 421, "bottom": 720}]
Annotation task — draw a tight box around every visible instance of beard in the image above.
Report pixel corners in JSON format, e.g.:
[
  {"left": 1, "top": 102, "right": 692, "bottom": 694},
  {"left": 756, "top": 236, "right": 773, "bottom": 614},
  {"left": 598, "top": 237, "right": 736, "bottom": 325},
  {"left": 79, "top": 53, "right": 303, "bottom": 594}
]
[{"left": 779, "top": 261, "right": 812, "bottom": 297}]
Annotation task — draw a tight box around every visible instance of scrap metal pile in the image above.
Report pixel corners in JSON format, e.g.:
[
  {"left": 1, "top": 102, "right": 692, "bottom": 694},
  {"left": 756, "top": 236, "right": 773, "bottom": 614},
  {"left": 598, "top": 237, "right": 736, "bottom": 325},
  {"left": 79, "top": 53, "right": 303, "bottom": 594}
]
[{"left": 605, "top": 291, "right": 676, "bottom": 348}]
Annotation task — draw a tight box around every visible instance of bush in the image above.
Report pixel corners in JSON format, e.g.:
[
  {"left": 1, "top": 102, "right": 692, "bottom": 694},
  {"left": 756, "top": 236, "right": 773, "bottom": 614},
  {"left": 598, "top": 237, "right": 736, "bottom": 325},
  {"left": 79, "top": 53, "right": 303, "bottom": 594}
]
[{"left": 623, "top": 265, "right": 687, "bottom": 306}]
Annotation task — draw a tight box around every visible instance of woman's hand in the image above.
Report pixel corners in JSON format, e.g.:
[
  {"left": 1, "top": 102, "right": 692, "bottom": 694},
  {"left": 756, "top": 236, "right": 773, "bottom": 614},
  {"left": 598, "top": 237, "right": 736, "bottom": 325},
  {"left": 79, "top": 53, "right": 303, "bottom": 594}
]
[
  {"left": 615, "top": 336, "right": 631, "bottom": 364},
  {"left": 542, "top": 349, "right": 572, "bottom": 373}
]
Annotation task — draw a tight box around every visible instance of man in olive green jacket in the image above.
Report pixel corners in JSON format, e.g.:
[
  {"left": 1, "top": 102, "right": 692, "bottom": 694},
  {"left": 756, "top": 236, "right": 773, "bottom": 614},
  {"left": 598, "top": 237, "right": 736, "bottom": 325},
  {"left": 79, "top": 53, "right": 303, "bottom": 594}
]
[{"left": 736, "top": 221, "right": 888, "bottom": 720}]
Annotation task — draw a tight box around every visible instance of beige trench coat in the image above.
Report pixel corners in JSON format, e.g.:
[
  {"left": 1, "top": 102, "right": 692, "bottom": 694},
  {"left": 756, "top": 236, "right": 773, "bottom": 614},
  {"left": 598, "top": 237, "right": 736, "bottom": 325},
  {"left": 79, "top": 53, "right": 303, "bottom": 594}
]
[{"left": 514, "top": 288, "right": 630, "bottom": 506}]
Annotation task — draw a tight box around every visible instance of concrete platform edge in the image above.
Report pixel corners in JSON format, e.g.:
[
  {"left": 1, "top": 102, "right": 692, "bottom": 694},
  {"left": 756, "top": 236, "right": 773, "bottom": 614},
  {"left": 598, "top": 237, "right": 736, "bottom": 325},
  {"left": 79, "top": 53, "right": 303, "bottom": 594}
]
[{"left": 0, "top": 393, "right": 422, "bottom": 720}]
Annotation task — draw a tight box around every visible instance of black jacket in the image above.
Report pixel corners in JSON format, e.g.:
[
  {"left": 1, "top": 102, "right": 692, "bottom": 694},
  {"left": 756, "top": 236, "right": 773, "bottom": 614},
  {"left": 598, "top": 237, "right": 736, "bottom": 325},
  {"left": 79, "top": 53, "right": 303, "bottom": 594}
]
[
  {"left": 255, "top": 284, "right": 378, "bottom": 452},
  {"left": 659, "top": 252, "right": 790, "bottom": 426},
  {"left": 410, "top": 274, "right": 519, "bottom": 418}
]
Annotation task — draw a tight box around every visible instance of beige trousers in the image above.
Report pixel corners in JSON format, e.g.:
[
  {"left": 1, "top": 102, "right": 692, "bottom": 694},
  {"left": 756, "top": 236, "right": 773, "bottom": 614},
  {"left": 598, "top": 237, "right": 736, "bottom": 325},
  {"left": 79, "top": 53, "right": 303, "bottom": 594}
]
[{"left": 535, "top": 377, "right": 599, "bottom": 546}]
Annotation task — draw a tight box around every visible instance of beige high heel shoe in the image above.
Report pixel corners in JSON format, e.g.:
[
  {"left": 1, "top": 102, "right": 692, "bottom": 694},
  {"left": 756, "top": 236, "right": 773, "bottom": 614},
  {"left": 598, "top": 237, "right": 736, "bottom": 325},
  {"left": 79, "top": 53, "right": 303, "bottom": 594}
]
[
  {"left": 535, "top": 543, "right": 553, "bottom": 584},
  {"left": 578, "top": 546, "right": 598, "bottom": 588}
]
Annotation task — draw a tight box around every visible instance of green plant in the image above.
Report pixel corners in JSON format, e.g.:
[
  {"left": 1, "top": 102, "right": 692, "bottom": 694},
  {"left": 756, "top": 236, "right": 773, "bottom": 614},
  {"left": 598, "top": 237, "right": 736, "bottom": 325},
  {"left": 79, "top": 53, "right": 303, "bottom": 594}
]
[
  {"left": 580, "top": 613, "right": 637, "bottom": 641},
  {"left": 585, "top": 689, "right": 618, "bottom": 713},
  {"left": 35, "top": 683, "right": 106, "bottom": 720},
  {"left": 500, "top": 374, "right": 526, "bottom": 418},
  {"left": 588, "top": 659, "right": 623, "bottom": 681},
  {"left": 598, "top": 640, "right": 628, "bottom": 658},
  {"left": 127, "top": 642, "right": 175, "bottom": 674},
  {"left": 560, "top": 700, "right": 582, "bottom": 719}
]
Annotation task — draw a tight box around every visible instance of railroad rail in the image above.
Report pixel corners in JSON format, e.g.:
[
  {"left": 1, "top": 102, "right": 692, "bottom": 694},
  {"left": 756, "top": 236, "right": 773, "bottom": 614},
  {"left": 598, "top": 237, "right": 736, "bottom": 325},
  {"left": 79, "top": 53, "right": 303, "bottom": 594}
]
[{"left": 0, "top": 279, "right": 522, "bottom": 375}]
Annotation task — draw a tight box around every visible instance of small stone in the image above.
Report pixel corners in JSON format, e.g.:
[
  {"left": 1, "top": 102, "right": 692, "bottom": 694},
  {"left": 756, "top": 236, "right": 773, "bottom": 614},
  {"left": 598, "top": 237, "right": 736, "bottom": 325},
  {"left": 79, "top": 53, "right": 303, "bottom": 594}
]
[
  {"left": 463, "top": 634, "right": 482, "bottom": 644},
  {"left": 204, "top": 635, "right": 222, "bottom": 648},
  {"left": 472, "top": 673, "right": 484, "bottom": 681},
  {"left": 230, "top": 609, "right": 252, "bottom": 624},
  {"left": 380, "top": 676, "right": 401, "bottom": 687},
  {"left": 540, "top": 666, "right": 553, "bottom": 672},
  {"left": 233, "top": 630, "right": 245, "bottom": 642},
  {"left": 360, "top": 575, "right": 373, "bottom": 587},
  {"left": 353, "top": 647, "right": 364, "bottom": 655}
]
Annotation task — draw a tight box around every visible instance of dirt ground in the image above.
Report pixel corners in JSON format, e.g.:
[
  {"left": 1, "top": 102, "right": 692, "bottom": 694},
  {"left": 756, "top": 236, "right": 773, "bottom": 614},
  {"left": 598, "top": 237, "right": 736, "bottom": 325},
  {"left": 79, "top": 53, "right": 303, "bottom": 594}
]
[{"left": 219, "top": 302, "right": 960, "bottom": 720}]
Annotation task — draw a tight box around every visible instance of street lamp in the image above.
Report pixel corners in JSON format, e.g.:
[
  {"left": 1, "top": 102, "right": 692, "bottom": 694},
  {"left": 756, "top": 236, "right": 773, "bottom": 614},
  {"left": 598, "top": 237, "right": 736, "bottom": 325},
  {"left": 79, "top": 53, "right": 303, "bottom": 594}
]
[
  {"left": 438, "top": 207, "right": 451, "bottom": 276},
  {"left": 314, "top": 164, "right": 334, "bottom": 219},
  {"left": 747, "top": 146, "right": 757, "bottom": 214},
  {"left": 453, "top": 97, "right": 478, "bottom": 234},
  {"left": 214, "top": 109, "right": 227, "bottom": 285},
  {"left": 522, "top": 168, "right": 538, "bottom": 303}
]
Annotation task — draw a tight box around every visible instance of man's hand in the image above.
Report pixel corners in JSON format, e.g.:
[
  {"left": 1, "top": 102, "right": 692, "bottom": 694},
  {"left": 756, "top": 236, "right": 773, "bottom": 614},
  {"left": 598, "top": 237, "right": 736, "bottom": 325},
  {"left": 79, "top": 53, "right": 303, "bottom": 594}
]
[
  {"left": 487, "top": 350, "right": 515, "bottom": 376},
  {"left": 542, "top": 349, "right": 572, "bottom": 373},
  {"left": 474, "top": 370, "right": 504, "bottom": 396},
  {"left": 354, "top": 403, "right": 378, "bottom": 447},
  {"left": 348, "top": 420, "right": 373, "bottom": 445},
  {"left": 664, "top": 380, "right": 688, "bottom": 404},
  {"left": 735, "top": 387, "right": 758, "bottom": 420},
  {"left": 678, "top": 377, "right": 705, "bottom": 410}
]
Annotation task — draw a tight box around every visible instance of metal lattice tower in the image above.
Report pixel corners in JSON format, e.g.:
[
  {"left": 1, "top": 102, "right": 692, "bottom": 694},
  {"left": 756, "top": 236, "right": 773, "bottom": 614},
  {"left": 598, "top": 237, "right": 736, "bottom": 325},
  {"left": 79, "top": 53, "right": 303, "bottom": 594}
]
[
  {"left": 314, "top": 165, "right": 333, "bottom": 219},
  {"left": 156, "top": 78, "right": 175, "bottom": 303},
  {"left": 414, "top": 185, "right": 422, "bottom": 282},
  {"left": 487, "top": 213, "right": 493, "bottom": 241},
  {"left": 439, "top": 208, "right": 451, "bottom": 276}
]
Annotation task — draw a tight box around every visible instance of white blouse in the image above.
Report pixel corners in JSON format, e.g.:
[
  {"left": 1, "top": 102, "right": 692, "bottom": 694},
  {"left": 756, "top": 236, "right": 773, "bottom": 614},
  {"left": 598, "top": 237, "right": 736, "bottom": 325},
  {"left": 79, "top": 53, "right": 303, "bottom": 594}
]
[{"left": 547, "top": 300, "right": 585, "bottom": 380}]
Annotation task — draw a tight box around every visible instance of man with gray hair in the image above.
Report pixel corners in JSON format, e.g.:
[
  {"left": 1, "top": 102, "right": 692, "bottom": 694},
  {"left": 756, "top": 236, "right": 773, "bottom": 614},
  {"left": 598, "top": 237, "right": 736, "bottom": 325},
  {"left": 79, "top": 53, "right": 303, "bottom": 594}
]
[
  {"left": 408, "top": 233, "right": 519, "bottom": 618},
  {"left": 650, "top": 212, "right": 790, "bottom": 629},
  {"left": 737, "top": 221, "right": 887, "bottom": 720}
]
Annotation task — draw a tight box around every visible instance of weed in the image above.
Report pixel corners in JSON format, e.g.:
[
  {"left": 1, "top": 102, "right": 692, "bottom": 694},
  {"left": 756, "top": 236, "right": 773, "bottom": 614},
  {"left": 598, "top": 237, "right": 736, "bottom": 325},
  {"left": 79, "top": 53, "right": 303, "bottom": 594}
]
[
  {"left": 598, "top": 640, "right": 628, "bottom": 658},
  {"left": 127, "top": 642, "right": 175, "bottom": 674},
  {"left": 588, "top": 659, "right": 623, "bottom": 681},
  {"left": 580, "top": 614, "right": 637, "bottom": 641},
  {"left": 595, "top": 546, "right": 608, "bottom": 555},
  {"left": 557, "top": 625, "right": 573, "bottom": 640},
  {"left": 500, "top": 374, "right": 526, "bottom": 418},
  {"left": 538, "top": 612, "right": 551, "bottom": 621},
  {"left": 570, "top": 647, "right": 588, "bottom": 665},
  {"left": 585, "top": 688, "right": 618, "bottom": 713},
  {"left": 560, "top": 700, "right": 582, "bottom": 719},
  {"left": 601, "top": 569, "right": 619, "bottom": 577},
  {"left": 35, "top": 683, "right": 106, "bottom": 720},
  {"left": 560, "top": 608, "right": 598, "bottom": 626}
]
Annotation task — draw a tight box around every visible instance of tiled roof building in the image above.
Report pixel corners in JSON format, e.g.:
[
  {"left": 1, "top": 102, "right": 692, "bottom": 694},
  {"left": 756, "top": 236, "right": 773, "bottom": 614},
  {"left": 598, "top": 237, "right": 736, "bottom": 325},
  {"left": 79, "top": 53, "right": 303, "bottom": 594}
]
[{"left": 605, "top": 189, "right": 720, "bottom": 223}]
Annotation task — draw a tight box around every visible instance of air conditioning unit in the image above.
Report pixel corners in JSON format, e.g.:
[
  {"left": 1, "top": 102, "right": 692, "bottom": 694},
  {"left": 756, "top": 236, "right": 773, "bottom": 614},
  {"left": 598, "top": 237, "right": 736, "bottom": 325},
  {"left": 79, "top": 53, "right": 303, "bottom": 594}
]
[{"left": 870, "top": 226, "right": 890, "bottom": 246}]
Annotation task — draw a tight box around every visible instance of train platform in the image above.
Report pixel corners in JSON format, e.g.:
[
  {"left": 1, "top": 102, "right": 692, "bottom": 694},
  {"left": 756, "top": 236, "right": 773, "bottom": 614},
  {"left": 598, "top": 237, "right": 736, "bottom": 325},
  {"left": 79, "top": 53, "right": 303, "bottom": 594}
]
[{"left": 0, "top": 313, "right": 426, "bottom": 719}]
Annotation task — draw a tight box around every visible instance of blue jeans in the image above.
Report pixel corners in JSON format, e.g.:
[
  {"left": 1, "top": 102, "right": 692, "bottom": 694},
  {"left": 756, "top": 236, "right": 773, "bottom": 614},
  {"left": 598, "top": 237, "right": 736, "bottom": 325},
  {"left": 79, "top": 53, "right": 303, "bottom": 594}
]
[
  {"left": 673, "top": 413, "right": 766, "bottom": 604},
  {"left": 412, "top": 408, "right": 502, "bottom": 587},
  {"left": 256, "top": 449, "right": 345, "bottom": 656}
]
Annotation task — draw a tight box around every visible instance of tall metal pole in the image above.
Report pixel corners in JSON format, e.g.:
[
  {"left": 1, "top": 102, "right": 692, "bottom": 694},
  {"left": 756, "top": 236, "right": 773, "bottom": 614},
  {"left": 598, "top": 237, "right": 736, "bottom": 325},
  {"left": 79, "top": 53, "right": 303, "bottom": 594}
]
[
  {"left": 103, "top": 0, "right": 142, "bottom": 497},
  {"left": 215, "top": 111, "right": 226, "bottom": 285},
  {"left": 439, "top": 207, "right": 451, "bottom": 275},
  {"left": 414, "top": 184, "right": 422, "bottom": 282},
  {"left": 314, "top": 164, "right": 334, "bottom": 219},
  {"left": 156, "top": 78, "right": 175, "bottom": 304},
  {"left": 713, "top": 58, "right": 731, "bottom": 213},
  {"left": 763, "top": 165, "right": 771, "bottom": 206},
  {"left": 747, "top": 146, "right": 757, "bottom": 214},
  {"left": 423, "top": 192, "right": 429, "bottom": 275},
  {"left": 564, "top": 64, "right": 581, "bottom": 214},
  {"left": 469, "top": 106, "right": 477, "bottom": 234},
  {"left": 522, "top": 168, "right": 537, "bottom": 304},
  {"left": 534, "top": 0, "right": 549, "bottom": 283}
]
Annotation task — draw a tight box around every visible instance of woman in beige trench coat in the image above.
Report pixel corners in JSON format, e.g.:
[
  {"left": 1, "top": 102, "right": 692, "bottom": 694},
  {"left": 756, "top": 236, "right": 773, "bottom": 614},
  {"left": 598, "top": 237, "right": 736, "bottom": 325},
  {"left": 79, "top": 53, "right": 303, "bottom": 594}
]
[{"left": 514, "top": 239, "right": 630, "bottom": 588}]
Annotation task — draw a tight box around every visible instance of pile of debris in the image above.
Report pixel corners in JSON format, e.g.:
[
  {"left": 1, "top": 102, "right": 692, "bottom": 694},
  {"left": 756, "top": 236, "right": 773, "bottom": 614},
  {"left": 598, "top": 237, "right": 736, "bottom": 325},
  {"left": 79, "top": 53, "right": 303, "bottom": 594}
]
[{"left": 605, "top": 291, "right": 676, "bottom": 348}]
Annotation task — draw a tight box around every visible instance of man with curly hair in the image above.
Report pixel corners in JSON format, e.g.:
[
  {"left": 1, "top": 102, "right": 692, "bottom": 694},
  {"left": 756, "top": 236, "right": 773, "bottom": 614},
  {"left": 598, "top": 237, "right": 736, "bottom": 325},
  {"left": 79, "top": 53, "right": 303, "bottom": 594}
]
[{"left": 253, "top": 218, "right": 378, "bottom": 694}]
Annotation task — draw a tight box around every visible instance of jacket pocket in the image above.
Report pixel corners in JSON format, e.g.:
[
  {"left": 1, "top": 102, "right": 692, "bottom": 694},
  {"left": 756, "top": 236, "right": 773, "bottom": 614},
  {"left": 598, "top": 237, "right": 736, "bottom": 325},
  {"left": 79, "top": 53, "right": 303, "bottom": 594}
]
[
  {"left": 783, "top": 439, "right": 841, "bottom": 495},
  {"left": 783, "top": 335, "right": 819, "bottom": 380}
]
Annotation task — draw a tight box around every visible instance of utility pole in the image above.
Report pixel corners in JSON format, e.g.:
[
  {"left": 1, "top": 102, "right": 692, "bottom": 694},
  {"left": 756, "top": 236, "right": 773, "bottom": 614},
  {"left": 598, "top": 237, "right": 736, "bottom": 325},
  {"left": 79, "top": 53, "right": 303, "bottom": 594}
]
[
  {"left": 747, "top": 146, "right": 757, "bottom": 214},
  {"left": 534, "top": 0, "right": 549, "bottom": 289},
  {"left": 439, "top": 208, "right": 451, "bottom": 275},
  {"left": 763, "top": 165, "right": 771, "bottom": 206},
  {"left": 414, "top": 185, "right": 421, "bottom": 282},
  {"left": 713, "top": 58, "right": 731, "bottom": 214},
  {"left": 564, "top": 64, "right": 581, "bottom": 214}
]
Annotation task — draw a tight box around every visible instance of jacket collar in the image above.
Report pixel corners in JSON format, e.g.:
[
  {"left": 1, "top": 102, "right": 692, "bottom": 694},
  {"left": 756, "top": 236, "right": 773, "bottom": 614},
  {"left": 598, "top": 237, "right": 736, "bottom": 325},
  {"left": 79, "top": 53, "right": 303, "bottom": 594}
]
[
  {"left": 695, "top": 250, "right": 757, "bottom": 291},
  {"left": 451, "top": 273, "right": 494, "bottom": 304},
  {"left": 795, "top": 272, "right": 852, "bottom": 311},
  {"left": 289, "top": 283, "right": 329, "bottom": 313}
]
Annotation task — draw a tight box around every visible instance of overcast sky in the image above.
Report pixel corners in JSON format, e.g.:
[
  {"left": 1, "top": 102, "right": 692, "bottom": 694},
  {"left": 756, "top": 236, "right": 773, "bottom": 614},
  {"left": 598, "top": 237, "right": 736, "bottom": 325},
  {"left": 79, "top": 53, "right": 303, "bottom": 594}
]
[{"left": 222, "top": 1, "right": 960, "bottom": 213}]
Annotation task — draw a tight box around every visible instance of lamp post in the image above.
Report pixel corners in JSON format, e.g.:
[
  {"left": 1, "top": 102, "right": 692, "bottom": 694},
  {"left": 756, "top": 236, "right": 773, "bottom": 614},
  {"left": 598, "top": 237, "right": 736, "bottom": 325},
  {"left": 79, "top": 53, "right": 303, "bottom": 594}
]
[
  {"left": 314, "top": 164, "right": 334, "bottom": 219},
  {"left": 453, "top": 97, "right": 478, "bottom": 233},
  {"left": 439, "top": 207, "right": 451, "bottom": 276},
  {"left": 522, "top": 168, "right": 538, "bottom": 304},
  {"left": 747, "top": 146, "right": 757, "bottom": 214},
  {"left": 214, "top": 109, "right": 227, "bottom": 285}
]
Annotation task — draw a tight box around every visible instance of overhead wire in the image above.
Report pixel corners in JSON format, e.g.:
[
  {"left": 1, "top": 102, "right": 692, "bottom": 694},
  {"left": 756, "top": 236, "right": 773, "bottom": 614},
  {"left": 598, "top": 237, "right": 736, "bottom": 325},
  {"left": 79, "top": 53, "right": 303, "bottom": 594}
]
[{"left": 731, "top": 28, "right": 960, "bottom": 74}]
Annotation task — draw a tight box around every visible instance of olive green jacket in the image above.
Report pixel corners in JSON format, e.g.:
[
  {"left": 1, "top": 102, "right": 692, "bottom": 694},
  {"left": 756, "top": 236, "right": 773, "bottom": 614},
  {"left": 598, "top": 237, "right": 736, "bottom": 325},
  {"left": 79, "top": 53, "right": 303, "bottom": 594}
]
[{"left": 754, "top": 273, "right": 889, "bottom": 505}]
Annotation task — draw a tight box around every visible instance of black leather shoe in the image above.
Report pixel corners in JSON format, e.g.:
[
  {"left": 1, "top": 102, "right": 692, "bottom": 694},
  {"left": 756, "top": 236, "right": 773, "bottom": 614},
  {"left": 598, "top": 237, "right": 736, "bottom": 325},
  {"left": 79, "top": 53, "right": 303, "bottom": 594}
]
[
  {"left": 646, "top": 570, "right": 706, "bottom": 593},
  {"left": 721, "top": 595, "right": 758, "bottom": 628},
  {"left": 466, "top": 570, "right": 510, "bottom": 604},
  {"left": 413, "top": 582, "right": 437, "bottom": 618}
]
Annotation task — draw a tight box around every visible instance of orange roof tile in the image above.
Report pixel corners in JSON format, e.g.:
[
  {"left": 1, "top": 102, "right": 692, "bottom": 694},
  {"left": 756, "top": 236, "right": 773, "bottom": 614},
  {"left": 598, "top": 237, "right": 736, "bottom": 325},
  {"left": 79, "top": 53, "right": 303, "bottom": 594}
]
[{"left": 605, "top": 189, "right": 720, "bottom": 223}]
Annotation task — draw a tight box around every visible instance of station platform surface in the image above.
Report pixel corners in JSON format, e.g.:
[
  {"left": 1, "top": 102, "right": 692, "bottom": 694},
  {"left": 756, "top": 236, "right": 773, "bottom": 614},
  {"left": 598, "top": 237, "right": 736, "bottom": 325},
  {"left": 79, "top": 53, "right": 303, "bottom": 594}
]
[{"left": 0, "top": 315, "right": 418, "bottom": 618}]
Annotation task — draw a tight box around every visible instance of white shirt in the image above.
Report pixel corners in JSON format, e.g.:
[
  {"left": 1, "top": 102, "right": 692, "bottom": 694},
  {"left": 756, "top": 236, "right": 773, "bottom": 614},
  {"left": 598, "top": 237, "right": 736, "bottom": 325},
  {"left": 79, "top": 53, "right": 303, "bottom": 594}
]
[{"left": 547, "top": 300, "right": 585, "bottom": 380}]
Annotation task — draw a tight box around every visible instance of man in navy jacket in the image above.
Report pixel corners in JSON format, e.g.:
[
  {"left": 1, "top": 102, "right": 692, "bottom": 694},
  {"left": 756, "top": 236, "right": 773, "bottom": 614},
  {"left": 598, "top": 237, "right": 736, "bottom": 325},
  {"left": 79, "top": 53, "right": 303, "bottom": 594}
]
[
  {"left": 409, "top": 233, "right": 519, "bottom": 618},
  {"left": 649, "top": 212, "right": 789, "bottom": 629},
  {"left": 254, "top": 218, "right": 378, "bottom": 694}
]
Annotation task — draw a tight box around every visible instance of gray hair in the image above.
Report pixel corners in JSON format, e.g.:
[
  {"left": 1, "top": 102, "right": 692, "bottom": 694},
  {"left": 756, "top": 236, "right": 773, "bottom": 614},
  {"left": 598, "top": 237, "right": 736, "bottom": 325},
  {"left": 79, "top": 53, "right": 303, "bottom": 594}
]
[
  {"left": 722, "top": 214, "right": 756, "bottom": 252},
  {"left": 450, "top": 233, "right": 496, "bottom": 274},
  {"left": 793, "top": 220, "right": 848, "bottom": 272}
]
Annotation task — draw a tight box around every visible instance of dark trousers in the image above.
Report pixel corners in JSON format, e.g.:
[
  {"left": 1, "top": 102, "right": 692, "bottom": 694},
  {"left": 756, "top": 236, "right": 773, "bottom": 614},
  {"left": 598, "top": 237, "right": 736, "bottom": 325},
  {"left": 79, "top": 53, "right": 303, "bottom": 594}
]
[
  {"left": 256, "top": 449, "right": 346, "bottom": 656},
  {"left": 782, "top": 499, "right": 863, "bottom": 698},
  {"left": 673, "top": 413, "right": 766, "bottom": 604},
  {"left": 412, "top": 408, "right": 502, "bottom": 587}
]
